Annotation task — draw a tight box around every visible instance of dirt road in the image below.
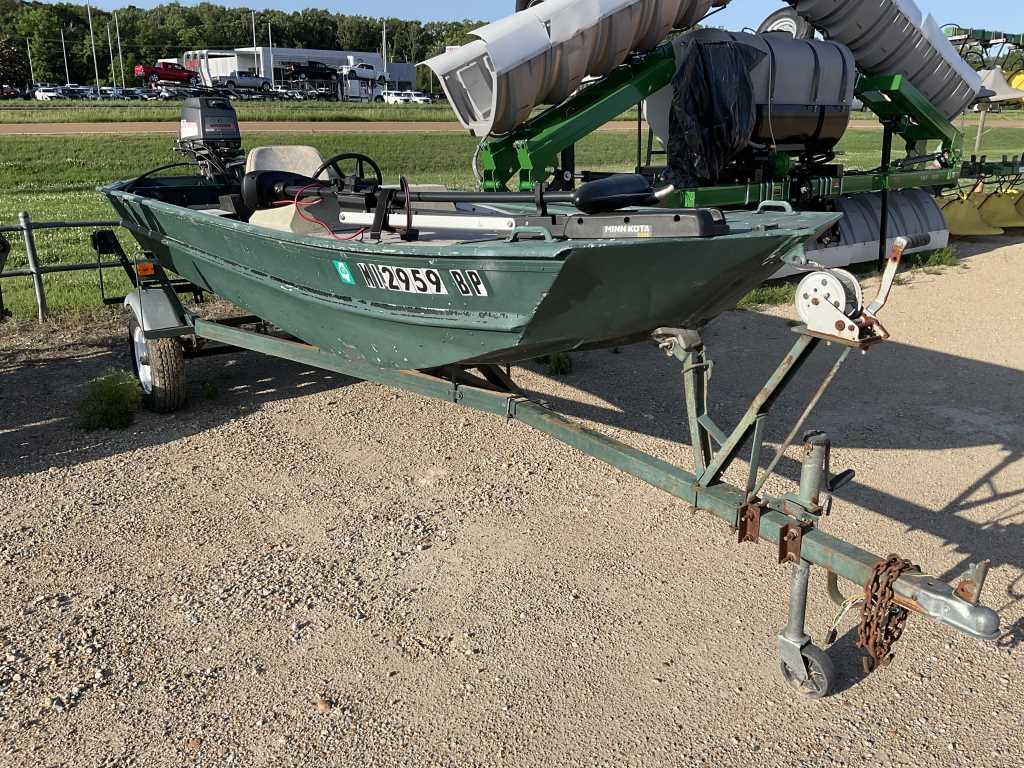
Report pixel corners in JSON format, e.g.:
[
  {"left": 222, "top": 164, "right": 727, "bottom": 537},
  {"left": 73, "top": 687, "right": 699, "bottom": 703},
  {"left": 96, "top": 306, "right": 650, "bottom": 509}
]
[{"left": 1, "top": 237, "right": 1022, "bottom": 766}]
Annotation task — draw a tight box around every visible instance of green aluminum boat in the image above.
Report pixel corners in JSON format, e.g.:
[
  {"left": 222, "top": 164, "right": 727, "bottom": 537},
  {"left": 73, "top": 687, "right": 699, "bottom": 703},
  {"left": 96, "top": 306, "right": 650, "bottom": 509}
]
[
  {"left": 102, "top": 170, "right": 836, "bottom": 371},
  {"left": 97, "top": 97, "right": 843, "bottom": 371}
]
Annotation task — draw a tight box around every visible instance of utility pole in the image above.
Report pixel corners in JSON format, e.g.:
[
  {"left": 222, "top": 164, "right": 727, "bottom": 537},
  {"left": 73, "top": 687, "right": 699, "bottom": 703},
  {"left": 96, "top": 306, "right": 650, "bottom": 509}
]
[
  {"left": 251, "top": 10, "right": 258, "bottom": 75},
  {"left": 267, "top": 23, "right": 274, "bottom": 87},
  {"left": 115, "top": 13, "right": 126, "bottom": 92},
  {"left": 106, "top": 23, "right": 117, "bottom": 92},
  {"left": 60, "top": 28, "right": 70, "bottom": 85},
  {"left": 382, "top": 20, "right": 388, "bottom": 85},
  {"left": 26, "top": 38, "right": 35, "bottom": 86},
  {"left": 87, "top": 4, "right": 101, "bottom": 96}
]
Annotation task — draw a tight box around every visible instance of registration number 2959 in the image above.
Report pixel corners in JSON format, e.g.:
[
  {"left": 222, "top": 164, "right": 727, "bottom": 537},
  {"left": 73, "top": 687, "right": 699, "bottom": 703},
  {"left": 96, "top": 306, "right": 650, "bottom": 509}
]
[{"left": 357, "top": 263, "right": 447, "bottom": 295}]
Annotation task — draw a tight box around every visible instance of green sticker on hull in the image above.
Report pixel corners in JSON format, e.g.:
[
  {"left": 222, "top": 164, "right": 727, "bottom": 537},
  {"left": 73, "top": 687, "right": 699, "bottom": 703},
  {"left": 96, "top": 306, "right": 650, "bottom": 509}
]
[{"left": 333, "top": 260, "right": 355, "bottom": 285}]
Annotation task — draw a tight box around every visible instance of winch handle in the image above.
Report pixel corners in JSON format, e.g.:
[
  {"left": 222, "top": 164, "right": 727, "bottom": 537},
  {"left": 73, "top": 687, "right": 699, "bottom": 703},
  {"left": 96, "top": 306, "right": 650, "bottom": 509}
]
[{"left": 865, "top": 235, "right": 913, "bottom": 316}]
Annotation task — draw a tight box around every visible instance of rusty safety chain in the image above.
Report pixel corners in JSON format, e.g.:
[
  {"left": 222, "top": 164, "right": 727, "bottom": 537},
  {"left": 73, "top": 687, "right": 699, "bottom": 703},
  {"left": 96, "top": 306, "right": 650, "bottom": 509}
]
[{"left": 856, "top": 554, "right": 919, "bottom": 674}]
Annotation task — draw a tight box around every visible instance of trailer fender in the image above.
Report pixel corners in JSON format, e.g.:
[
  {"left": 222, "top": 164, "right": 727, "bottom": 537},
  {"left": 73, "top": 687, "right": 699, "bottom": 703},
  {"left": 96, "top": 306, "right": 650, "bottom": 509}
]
[{"left": 124, "top": 287, "right": 192, "bottom": 337}]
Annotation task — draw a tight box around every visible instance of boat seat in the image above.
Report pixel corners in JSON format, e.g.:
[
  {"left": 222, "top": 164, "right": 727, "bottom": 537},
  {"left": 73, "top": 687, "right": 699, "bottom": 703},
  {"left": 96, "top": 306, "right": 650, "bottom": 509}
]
[
  {"left": 248, "top": 203, "right": 326, "bottom": 235},
  {"left": 245, "top": 145, "right": 338, "bottom": 180}
]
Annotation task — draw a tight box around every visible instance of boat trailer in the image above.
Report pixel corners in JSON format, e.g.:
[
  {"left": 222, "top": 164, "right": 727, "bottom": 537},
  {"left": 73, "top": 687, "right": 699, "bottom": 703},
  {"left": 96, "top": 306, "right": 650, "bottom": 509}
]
[{"left": 116, "top": 232, "right": 1000, "bottom": 699}]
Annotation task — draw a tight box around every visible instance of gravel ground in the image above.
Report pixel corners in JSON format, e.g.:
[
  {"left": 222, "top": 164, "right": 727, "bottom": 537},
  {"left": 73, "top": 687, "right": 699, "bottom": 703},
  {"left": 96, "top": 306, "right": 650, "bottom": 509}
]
[{"left": 1, "top": 236, "right": 1022, "bottom": 767}]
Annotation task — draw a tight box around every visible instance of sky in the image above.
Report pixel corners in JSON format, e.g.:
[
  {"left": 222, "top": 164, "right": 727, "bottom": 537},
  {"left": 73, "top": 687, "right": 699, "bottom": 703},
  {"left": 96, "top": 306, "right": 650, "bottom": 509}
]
[{"left": 74, "top": 0, "right": 1024, "bottom": 30}]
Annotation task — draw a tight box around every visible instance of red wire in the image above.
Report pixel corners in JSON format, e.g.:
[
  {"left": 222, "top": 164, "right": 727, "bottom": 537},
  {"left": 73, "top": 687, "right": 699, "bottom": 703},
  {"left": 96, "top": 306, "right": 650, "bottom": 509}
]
[{"left": 291, "top": 183, "right": 365, "bottom": 241}]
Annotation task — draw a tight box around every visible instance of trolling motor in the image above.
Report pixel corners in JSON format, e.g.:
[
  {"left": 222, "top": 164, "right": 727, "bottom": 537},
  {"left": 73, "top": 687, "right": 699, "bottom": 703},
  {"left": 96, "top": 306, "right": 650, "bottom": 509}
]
[{"left": 176, "top": 97, "right": 245, "bottom": 182}]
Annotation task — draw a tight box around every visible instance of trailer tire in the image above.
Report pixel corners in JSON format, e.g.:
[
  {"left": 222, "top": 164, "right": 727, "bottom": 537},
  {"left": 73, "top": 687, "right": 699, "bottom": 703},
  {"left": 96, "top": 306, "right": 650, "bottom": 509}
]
[
  {"left": 128, "top": 316, "right": 186, "bottom": 413},
  {"left": 757, "top": 8, "right": 814, "bottom": 39},
  {"left": 779, "top": 644, "right": 834, "bottom": 699}
]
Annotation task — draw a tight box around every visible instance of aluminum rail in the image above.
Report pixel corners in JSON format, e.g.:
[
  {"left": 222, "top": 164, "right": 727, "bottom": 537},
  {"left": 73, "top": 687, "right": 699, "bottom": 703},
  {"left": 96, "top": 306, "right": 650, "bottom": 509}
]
[
  {"left": 0, "top": 212, "right": 122, "bottom": 322},
  {"left": 192, "top": 317, "right": 1000, "bottom": 644}
]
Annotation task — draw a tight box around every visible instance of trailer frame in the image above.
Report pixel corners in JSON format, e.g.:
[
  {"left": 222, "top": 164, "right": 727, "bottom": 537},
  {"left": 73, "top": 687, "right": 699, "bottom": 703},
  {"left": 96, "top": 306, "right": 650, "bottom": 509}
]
[{"left": 120, "top": 250, "right": 1000, "bottom": 698}]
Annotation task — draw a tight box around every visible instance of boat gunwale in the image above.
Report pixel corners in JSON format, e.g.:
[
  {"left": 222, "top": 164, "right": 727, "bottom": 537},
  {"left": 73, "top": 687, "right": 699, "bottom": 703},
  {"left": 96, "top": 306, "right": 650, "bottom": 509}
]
[{"left": 100, "top": 178, "right": 841, "bottom": 261}]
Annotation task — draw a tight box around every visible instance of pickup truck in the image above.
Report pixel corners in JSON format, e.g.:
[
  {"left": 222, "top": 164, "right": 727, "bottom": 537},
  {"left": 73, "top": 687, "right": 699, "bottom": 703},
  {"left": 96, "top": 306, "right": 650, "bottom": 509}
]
[
  {"left": 402, "top": 90, "right": 432, "bottom": 104},
  {"left": 381, "top": 90, "right": 410, "bottom": 104},
  {"left": 212, "top": 70, "right": 272, "bottom": 92},
  {"left": 341, "top": 62, "right": 386, "bottom": 83},
  {"left": 134, "top": 61, "right": 199, "bottom": 86},
  {"left": 286, "top": 61, "right": 339, "bottom": 81}
]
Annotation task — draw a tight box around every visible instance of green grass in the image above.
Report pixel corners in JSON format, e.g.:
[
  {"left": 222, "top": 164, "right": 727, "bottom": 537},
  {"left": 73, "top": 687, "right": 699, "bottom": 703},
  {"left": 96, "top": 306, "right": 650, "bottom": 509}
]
[
  {"left": 0, "top": 101, "right": 457, "bottom": 124},
  {"left": 1, "top": 120, "right": 1022, "bottom": 320},
  {"left": 848, "top": 107, "right": 1024, "bottom": 122},
  {"left": 77, "top": 369, "right": 141, "bottom": 430},
  {"left": 737, "top": 281, "right": 798, "bottom": 309},
  {"left": 5, "top": 100, "right": 1020, "bottom": 126},
  {"left": 903, "top": 245, "right": 960, "bottom": 270}
]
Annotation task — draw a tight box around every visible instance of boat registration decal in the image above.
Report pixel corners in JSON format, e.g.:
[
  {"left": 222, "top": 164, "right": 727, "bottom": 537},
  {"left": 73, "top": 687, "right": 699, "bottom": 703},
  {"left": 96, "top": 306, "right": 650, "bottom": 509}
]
[
  {"left": 356, "top": 263, "right": 448, "bottom": 295},
  {"left": 333, "top": 260, "right": 355, "bottom": 285},
  {"left": 449, "top": 269, "right": 488, "bottom": 297}
]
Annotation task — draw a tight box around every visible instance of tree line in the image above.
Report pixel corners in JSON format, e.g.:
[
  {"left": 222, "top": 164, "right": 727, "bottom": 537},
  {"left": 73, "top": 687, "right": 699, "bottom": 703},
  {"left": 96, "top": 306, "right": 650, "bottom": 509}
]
[{"left": 0, "top": 1, "right": 485, "bottom": 89}]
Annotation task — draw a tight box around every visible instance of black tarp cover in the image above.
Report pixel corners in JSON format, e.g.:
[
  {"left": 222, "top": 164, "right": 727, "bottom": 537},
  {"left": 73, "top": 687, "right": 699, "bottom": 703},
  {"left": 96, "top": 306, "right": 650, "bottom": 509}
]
[{"left": 664, "top": 38, "right": 766, "bottom": 187}]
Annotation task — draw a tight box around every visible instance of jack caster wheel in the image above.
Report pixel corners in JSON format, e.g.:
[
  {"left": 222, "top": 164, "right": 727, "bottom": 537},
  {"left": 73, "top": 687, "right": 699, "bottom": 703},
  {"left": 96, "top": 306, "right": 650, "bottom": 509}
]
[
  {"left": 128, "top": 315, "right": 186, "bottom": 413},
  {"left": 779, "top": 643, "right": 834, "bottom": 699}
]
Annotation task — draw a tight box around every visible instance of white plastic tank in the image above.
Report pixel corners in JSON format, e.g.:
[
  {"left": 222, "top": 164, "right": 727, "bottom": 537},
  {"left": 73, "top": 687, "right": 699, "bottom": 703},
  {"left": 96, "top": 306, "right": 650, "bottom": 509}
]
[{"left": 645, "top": 29, "right": 856, "bottom": 155}]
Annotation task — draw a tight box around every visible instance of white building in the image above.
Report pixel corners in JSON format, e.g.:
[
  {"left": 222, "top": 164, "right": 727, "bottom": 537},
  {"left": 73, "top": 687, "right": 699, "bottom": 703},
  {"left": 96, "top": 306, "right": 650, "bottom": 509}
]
[{"left": 183, "top": 46, "right": 416, "bottom": 90}]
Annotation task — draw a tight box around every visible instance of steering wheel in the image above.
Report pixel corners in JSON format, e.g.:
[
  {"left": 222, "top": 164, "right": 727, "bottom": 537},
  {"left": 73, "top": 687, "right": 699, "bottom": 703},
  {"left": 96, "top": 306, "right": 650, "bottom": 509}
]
[{"left": 312, "top": 152, "right": 383, "bottom": 190}]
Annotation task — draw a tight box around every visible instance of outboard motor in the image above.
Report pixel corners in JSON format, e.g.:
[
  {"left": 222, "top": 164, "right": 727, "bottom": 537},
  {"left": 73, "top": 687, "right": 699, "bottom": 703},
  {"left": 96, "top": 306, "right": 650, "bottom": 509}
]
[{"left": 176, "top": 96, "right": 245, "bottom": 182}]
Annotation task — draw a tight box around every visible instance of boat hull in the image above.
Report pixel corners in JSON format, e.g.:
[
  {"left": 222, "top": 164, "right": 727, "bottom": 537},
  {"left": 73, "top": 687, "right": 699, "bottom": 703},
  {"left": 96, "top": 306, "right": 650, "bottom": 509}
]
[{"left": 103, "top": 181, "right": 836, "bottom": 370}]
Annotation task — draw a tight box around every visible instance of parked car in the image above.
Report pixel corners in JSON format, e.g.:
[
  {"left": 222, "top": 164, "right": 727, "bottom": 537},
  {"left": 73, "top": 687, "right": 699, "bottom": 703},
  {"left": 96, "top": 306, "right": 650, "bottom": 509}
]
[
  {"left": 155, "top": 87, "right": 185, "bottom": 100},
  {"left": 1, "top": 84, "right": 22, "bottom": 99},
  {"left": 286, "top": 61, "right": 338, "bottom": 81},
  {"left": 401, "top": 90, "right": 432, "bottom": 104},
  {"left": 99, "top": 87, "right": 132, "bottom": 100},
  {"left": 273, "top": 87, "right": 305, "bottom": 100},
  {"left": 34, "top": 86, "right": 67, "bottom": 101},
  {"left": 134, "top": 61, "right": 200, "bottom": 86},
  {"left": 213, "top": 70, "right": 272, "bottom": 92},
  {"left": 342, "top": 61, "right": 386, "bottom": 83},
  {"left": 381, "top": 90, "right": 410, "bottom": 104}
]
